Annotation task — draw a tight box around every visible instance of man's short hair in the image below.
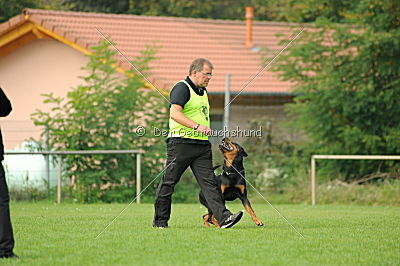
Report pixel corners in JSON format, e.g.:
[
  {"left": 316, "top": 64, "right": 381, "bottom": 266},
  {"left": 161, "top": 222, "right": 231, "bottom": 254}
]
[{"left": 189, "top": 58, "right": 214, "bottom": 75}]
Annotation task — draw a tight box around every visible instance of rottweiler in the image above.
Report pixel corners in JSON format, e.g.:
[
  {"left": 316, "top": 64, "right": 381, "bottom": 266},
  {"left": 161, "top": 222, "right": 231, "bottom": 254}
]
[{"left": 199, "top": 137, "right": 264, "bottom": 227}]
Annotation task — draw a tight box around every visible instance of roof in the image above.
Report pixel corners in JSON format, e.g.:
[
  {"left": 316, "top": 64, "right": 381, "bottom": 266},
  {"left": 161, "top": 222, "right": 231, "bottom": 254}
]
[{"left": 0, "top": 9, "right": 298, "bottom": 95}]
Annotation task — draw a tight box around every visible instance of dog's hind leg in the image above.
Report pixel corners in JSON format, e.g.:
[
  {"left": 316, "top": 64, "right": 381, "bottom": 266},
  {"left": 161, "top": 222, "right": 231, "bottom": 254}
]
[
  {"left": 210, "top": 215, "right": 220, "bottom": 228},
  {"left": 202, "top": 214, "right": 211, "bottom": 227},
  {"left": 199, "top": 191, "right": 214, "bottom": 227}
]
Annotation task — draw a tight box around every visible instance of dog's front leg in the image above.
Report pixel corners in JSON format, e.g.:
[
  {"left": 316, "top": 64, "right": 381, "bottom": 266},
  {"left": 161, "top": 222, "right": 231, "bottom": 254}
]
[{"left": 239, "top": 194, "right": 264, "bottom": 226}]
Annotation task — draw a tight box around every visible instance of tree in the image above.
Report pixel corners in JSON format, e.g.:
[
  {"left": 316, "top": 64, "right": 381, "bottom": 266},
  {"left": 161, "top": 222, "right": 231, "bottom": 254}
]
[
  {"left": 0, "top": 0, "right": 37, "bottom": 22},
  {"left": 32, "top": 38, "right": 168, "bottom": 202},
  {"left": 260, "top": 0, "right": 358, "bottom": 22},
  {"left": 264, "top": 0, "right": 400, "bottom": 181},
  {"left": 0, "top": 0, "right": 364, "bottom": 23}
]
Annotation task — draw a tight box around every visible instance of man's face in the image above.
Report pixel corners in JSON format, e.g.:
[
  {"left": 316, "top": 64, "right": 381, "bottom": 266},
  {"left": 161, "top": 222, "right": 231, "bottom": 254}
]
[{"left": 194, "top": 64, "right": 213, "bottom": 87}]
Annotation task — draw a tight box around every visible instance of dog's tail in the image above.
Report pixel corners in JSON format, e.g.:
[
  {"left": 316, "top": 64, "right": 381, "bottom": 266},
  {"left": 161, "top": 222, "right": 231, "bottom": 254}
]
[{"left": 212, "top": 165, "right": 221, "bottom": 171}]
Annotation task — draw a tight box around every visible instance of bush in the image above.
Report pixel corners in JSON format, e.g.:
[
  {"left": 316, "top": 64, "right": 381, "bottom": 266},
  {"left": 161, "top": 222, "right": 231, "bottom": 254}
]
[{"left": 9, "top": 187, "right": 48, "bottom": 201}]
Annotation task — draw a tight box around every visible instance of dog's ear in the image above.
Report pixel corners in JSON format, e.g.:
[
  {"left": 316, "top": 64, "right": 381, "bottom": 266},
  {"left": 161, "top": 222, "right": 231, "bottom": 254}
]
[{"left": 240, "top": 147, "right": 248, "bottom": 157}]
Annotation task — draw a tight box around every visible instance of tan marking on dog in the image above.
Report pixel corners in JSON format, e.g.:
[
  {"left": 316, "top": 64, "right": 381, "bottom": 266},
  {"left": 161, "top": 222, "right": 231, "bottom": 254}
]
[
  {"left": 221, "top": 138, "right": 238, "bottom": 167},
  {"left": 221, "top": 185, "right": 228, "bottom": 194},
  {"left": 203, "top": 214, "right": 211, "bottom": 227},
  {"left": 211, "top": 215, "right": 220, "bottom": 228},
  {"left": 223, "top": 154, "right": 236, "bottom": 167},
  {"left": 244, "top": 204, "right": 264, "bottom": 226},
  {"left": 235, "top": 185, "right": 245, "bottom": 194}
]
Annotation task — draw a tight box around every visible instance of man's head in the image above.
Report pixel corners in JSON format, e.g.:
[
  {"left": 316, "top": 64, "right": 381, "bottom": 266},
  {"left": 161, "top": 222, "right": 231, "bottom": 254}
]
[{"left": 188, "top": 58, "right": 214, "bottom": 88}]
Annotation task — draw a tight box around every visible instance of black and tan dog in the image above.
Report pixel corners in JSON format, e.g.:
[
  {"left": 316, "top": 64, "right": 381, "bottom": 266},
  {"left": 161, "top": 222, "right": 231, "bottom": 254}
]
[{"left": 199, "top": 137, "right": 264, "bottom": 227}]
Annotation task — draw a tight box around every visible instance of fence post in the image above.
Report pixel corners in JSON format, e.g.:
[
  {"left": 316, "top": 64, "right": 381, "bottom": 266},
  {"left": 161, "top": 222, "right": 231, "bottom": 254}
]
[
  {"left": 311, "top": 156, "right": 316, "bottom": 205},
  {"left": 57, "top": 154, "right": 62, "bottom": 204},
  {"left": 136, "top": 153, "right": 141, "bottom": 204},
  {"left": 45, "top": 127, "right": 50, "bottom": 199}
]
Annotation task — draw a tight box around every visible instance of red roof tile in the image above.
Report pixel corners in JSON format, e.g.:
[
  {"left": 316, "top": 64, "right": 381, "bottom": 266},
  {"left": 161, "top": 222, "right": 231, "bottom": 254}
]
[{"left": 4, "top": 9, "right": 302, "bottom": 94}]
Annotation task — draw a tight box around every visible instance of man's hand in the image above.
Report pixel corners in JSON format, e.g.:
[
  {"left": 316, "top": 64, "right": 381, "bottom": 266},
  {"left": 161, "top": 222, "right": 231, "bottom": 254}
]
[{"left": 196, "top": 124, "right": 212, "bottom": 136}]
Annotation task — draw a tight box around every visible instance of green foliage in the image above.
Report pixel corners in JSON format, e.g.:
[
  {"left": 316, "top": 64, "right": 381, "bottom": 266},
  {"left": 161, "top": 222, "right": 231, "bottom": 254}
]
[
  {"left": 58, "top": 0, "right": 372, "bottom": 22},
  {"left": 0, "top": 0, "right": 75, "bottom": 22},
  {"left": 243, "top": 118, "right": 307, "bottom": 193},
  {"left": 65, "top": 0, "right": 267, "bottom": 20},
  {"left": 31, "top": 38, "right": 168, "bottom": 203},
  {"left": 280, "top": 179, "right": 400, "bottom": 206},
  {"left": 262, "top": 0, "right": 400, "bottom": 181},
  {"left": 262, "top": 0, "right": 358, "bottom": 22},
  {"left": 0, "top": 0, "right": 37, "bottom": 22},
  {"left": 62, "top": 0, "right": 362, "bottom": 22},
  {"left": 35, "top": 0, "right": 75, "bottom": 11},
  {"left": 0, "top": 0, "right": 380, "bottom": 24},
  {"left": 66, "top": 0, "right": 130, "bottom": 13},
  {"left": 9, "top": 186, "right": 48, "bottom": 201},
  {"left": 64, "top": 0, "right": 355, "bottom": 22}
]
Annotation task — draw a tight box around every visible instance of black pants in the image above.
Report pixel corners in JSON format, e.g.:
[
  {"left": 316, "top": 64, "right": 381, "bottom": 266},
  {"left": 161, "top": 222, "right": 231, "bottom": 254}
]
[
  {"left": 153, "top": 143, "right": 231, "bottom": 227},
  {"left": 0, "top": 164, "right": 14, "bottom": 255}
]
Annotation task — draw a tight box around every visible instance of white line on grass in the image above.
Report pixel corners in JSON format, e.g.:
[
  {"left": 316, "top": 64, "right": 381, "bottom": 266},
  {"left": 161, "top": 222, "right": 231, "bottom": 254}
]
[{"left": 95, "top": 159, "right": 176, "bottom": 239}]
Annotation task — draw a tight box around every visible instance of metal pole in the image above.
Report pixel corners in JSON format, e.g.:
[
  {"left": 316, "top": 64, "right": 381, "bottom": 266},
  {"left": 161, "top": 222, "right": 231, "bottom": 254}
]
[
  {"left": 45, "top": 127, "right": 50, "bottom": 199},
  {"left": 313, "top": 155, "right": 400, "bottom": 160},
  {"left": 223, "top": 74, "right": 231, "bottom": 133},
  {"left": 57, "top": 154, "right": 62, "bottom": 204},
  {"left": 311, "top": 156, "right": 316, "bottom": 205},
  {"left": 45, "top": 153, "right": 50, "bottom": 198},
  {"left": 136, "top": 153, "right": 141, "bottom": 204}
]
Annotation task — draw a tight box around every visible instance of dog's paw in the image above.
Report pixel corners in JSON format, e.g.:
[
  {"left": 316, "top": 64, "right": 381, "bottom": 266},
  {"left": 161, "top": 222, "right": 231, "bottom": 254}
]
[
  {"left": 211, "top": 215, "right": 220, "bottom": 228},
  {"left": 202, "top": 214, "right": 212, "bottom": 227},
  {"left": 203, "top": 221, "right": 211, "bottom": 227},
  {"left": 254, "top": 220, "right": 264, "bottom": 226}
]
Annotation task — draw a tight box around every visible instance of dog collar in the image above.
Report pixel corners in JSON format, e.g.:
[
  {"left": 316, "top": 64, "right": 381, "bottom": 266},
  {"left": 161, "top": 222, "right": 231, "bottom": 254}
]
[
  {"left": 223, "top": 167, "right": 244, "bottom": 177},
  {"left": 223, "top": 170, "right": 234, "bottom": 176}
]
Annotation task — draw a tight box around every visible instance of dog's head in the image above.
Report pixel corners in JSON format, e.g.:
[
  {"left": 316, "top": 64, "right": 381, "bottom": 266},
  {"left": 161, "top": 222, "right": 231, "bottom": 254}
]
[{"left": 219, "top": 137, "right": 247, "bottom": 167}]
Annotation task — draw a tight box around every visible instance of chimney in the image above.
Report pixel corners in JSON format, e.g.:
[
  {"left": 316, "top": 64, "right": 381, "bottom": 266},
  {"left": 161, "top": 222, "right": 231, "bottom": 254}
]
[{"left": 245, "top": 6, "right": 254, "bottom": 48}]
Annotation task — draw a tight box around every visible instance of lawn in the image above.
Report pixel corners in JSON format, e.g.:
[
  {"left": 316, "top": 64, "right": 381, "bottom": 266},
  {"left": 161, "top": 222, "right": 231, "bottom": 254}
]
[{"left": 3, "top": 202, "right": 399, "bottom": 265}]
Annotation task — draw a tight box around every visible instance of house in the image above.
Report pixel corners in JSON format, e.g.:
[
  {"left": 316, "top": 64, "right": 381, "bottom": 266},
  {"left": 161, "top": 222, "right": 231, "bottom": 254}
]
[{"left": 0, "top": 8, "right": 299, "bottom": 149}]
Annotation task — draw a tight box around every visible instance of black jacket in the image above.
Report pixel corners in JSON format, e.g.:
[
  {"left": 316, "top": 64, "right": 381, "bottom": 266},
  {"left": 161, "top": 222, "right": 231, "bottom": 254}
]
[{"left": 0, "top": 88, "right": 12, "bottom": 161}]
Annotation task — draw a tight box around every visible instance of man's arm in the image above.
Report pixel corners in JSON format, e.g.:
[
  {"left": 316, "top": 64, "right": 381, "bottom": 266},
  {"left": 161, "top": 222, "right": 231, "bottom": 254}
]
[
  {"left": 170, "top": 104, "right": 211, "bottom": 135},
  {"left": 0, "top": 87, "right": 12, "bottom": 117}
]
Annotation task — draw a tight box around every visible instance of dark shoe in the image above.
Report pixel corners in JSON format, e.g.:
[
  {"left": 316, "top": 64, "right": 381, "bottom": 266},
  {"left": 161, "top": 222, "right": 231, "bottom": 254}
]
[
  {"left": 0, "top": 253, "right": 19, "bottom": 259},
  {"left": 153, "top": 225, "right": 168, "bottom": 229},
  {"left": 220, "top": 211, "right": 243, "bottom": 229},
  {"left": 153, "top": 222, "right": 168, "bottom": 229}
]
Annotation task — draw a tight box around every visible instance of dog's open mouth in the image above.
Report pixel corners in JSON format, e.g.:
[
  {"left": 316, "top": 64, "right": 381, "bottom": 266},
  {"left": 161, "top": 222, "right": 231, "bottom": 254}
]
[{"left": 219, "top": 138, "right": 234, "bottom": 151}]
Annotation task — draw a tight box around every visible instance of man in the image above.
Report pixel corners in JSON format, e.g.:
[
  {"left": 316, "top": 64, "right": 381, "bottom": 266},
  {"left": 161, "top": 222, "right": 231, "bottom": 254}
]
[
  {"left": 153, "top": 58, "right": 243, "bottom": 229},
  {"left": 0, "top": 87, "right": 17, "bottom": 258}
]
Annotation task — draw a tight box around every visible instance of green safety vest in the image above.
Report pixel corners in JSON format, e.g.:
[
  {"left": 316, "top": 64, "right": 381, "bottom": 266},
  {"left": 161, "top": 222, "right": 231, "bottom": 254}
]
[{"left": 168, "top": 80, "right": 210, "bottom": 140}]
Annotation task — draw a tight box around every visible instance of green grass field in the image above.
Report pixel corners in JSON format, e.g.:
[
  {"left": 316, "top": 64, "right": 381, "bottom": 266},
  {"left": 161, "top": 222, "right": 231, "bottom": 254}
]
[{"left": 3, "top": 202, "right": 399, "bottom": 265}]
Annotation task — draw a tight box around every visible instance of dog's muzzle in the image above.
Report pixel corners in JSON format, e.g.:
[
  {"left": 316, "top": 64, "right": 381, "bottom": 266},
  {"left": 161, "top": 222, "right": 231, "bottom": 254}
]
[{"left": 219, "top": 138, "right": 234, "bottom": 151}]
